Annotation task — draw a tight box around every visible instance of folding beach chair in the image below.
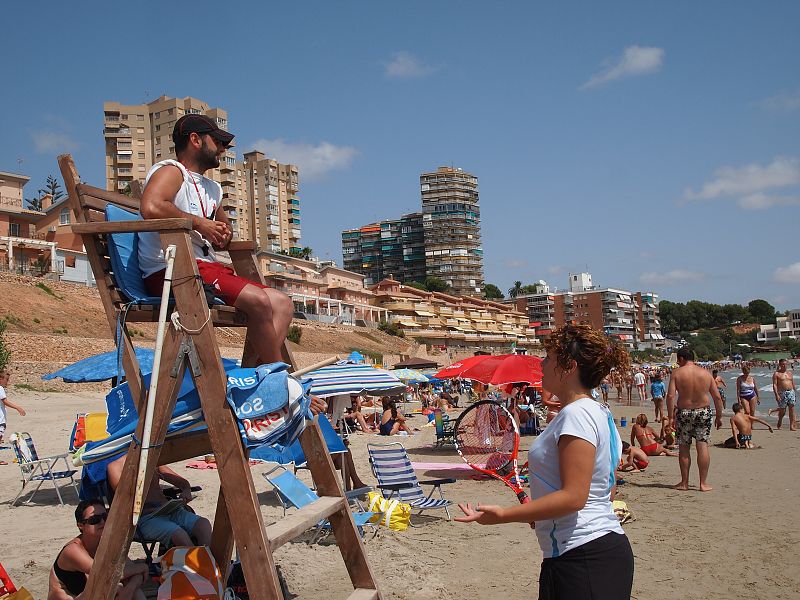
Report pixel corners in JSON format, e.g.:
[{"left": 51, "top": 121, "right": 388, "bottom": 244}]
[
  {"left": 367, "top": 441, "right": 455, "bottom": 520},
  {"left": 9, "top": 432, "right": 79, "bottom": 507},
  {"left": 434, "top": 409, "right": 455, "bottom": 447},
  {"left": 262, "top": 465, "right": 380, "bottom": 543}
]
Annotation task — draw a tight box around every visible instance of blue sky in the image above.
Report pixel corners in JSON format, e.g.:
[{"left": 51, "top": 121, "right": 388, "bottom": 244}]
[{"left": 2, "top": 1, "right": 798, "bottom": 310}]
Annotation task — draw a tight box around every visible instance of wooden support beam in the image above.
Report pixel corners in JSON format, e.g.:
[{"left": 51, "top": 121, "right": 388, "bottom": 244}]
[
  {"left": 265, "top": 496, "right": 346, "bottom": 551},
  {"left": 163, "top": 231, "right": 283, "bottom": 600},
  {"left": 299, "top": 420, "right": 381, "bottom": 595}
]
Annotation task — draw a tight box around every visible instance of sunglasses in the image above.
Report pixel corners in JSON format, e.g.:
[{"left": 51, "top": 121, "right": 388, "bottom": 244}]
[{"left": 82, "top": 513, "right": 108, "bottom": 525}]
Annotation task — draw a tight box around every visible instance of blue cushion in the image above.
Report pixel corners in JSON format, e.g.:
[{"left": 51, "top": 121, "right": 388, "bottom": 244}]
[{"left": 104, "top": 205, "right": 161, "bottom": 304}]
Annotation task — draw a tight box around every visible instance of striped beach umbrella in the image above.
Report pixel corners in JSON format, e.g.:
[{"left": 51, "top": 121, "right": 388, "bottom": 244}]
[{"left": 305, "top": 362, "right": 406, "bottom": 398}]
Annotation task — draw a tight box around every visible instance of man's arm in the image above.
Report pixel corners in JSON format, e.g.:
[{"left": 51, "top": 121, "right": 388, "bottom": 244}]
[
  {"left": 140, "top": 166, "right": 228, "bottom": 247},
  {"left": 666, "top": 374, "right": 677, "bottom": 423},
  {"left": 731, "top": 418, "right": 740, "bottom": 447},
  {"left": 157, "top": 465, "right": 192, "bottom": 502},
  {"left": 212, "top": 205, "right": 233, "bottom": 250},
  {"left": 708, "top": 378, "right": 724, "bottom": 429},
  {"left": 772, "top": 372, "right": 780, "bottom": 401}
]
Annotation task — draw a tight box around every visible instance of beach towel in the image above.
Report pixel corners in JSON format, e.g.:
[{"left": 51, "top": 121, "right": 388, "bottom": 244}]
[{"left": 158, "top": 546, "right": 224, "bottom": 600}]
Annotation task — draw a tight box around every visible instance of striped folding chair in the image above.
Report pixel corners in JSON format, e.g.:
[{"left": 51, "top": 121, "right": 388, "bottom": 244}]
[
  {"left": 9, "top": 432, "right": 79, "bottom": 506},
  {"left": 367, "top": 441, "right": 455, "bottom": 520}
]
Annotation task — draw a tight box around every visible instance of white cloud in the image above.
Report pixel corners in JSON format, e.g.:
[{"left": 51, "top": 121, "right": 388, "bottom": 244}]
[
  {"left": 547, "top": 265, "right": 563, "bottom": 274},
  {"left": 639, "top": 270, "right": 706, "bottom": 286},
  {"left": 249, "top": 139, "right": 358, "bottom": 180},
  {"left": 737, "top": 192, "right": 800, "bottom": 210},
  {"left": 581, "top": 45, "right": 664, "bottom": 90},
  {"left": 32, "top": 131, "right": 78, "bottom": 154},
  {"left": 504, "top": 259, "right": 527, "bottom": 269},
  {"left": 774, "top": 262, "right": 800, "bottom": 284},
  {"left": 759, "top": 90, "right": 800, "bottom": 111},
  {"left": 683, "top": 156, "right": 800, "bottom": 210},
  {"left": 384, "top": 51, "right": 437, "bottom": 79}
]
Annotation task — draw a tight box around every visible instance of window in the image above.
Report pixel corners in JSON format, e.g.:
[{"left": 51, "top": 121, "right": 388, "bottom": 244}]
[
  {"left": 154, "top": 111, "right": 160, "bottom": 119},
  {"left": 65, "top": 255, "right": 76, "bottom": 268},
  {"left": 155, "top": 124, "right": 161, "bottom": 131},
  {"left": 138, "top": 152, "right": 145, "bottom": 159},
  {"left": 9, "top": 223, "right": 20, "bottom": 236},
  {"left": 137, "top": 128, "right": 144, "bottom": 134},
  {"left": 137, "top": 140, "right": 145, "bottom": 146},
  {"left": 137, "top": 114, "right": 144, "bottom": 121}
]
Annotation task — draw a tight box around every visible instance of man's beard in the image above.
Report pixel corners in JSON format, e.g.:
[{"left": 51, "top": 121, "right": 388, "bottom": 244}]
[{"left": 198, "top": 138, "right": 221, "bottom": 170}]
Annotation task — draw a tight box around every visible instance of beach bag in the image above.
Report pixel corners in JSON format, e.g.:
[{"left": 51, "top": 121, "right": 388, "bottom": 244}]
[
  {"left": 0, "top": 589, "right": 33, "bottom": 600},
  {"left": 158, "top": 546, "right": 224, "bottom": 600},
  {"left": 367, "top": 491, "right": 412, "bottom": 531}
]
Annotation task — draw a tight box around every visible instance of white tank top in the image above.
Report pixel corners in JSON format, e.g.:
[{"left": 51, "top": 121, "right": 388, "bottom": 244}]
[{"left": 137, "top": 160, "right": 221, "bottom": 277}]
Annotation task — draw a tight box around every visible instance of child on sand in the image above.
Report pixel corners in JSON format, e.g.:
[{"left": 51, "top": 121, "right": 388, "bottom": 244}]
[
  {"left": 631, "top": 414, "right": 678, "bottom": 457},
  {"left": 726, "top": 403, "right": 773, "bottom": 449},
  {"left": 658, "top": 416, "right": 676, "bottom": 448},
  {"left": 0, "top": 370, "right": 25, "bottom": 447},
  {"left": 619, "top": 441, "right": 649, "bottom": 471}
]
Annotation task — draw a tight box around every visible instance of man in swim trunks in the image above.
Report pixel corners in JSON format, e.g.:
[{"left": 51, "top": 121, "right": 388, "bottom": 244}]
[
  {"left": 772, "top": 359, "right": 797, "bottom": 431},
  {"left": 666, "top": 346, "right": 724, "bottom": 492}
]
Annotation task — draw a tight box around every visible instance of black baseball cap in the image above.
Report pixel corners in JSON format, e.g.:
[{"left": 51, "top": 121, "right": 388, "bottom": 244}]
[{"left": 173, "top": 114, "right": 235, "bottom": 146}]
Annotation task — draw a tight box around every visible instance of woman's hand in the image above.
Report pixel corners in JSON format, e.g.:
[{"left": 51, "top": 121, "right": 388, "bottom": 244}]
[{"left": 454, "top": 502, "right": 505, "bottom": 525}]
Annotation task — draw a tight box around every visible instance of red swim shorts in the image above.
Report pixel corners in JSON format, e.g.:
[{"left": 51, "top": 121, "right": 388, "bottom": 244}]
[{"left": 144, "top": 260, "right": 268, "bottom": 305}]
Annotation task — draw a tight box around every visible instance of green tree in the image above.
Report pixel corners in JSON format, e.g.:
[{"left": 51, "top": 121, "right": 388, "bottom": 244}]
[
  {"left": 39, "top": 174, "right": 65, "bottom": 205},
  {"left": 424, "top": 276, "right": 450, "bottom": 293},
  {"left": 404, "top": 280, "right": 428, "bottom": 291},
  {"left": 508, "top": 281, "right": 523, "bottom": 298},
  {"left": 483, "top": 283, "right": 504, "bottom": 300},
  {"left": 748, "top": 299, "right": 776, "bottom": 324}
]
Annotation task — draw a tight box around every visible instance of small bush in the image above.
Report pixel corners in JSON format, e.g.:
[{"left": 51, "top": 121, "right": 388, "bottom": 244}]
[
  {"left": 287, "top": 325, "right": 302, "bottom": 344},
  {"left": 32, "top": 318, "right": 41, "bottom": 324},
  {"left": 378, "top": 320, "right": 405, "bottom": 338},
  {"left": 0, "top": 319, "right": 11, "bottom": 371},
  {"left": 35, "top": 282, "right": 60, "bottom": 298},
  {"left": 5, "top": 313, "right": 22, "bottom": 326},
  {"left": 52, "top": 326, "right": 68, "bottom": 335}
]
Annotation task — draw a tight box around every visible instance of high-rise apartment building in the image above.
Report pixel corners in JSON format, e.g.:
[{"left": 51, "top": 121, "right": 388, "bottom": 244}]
[
  {"left": 341, "top": 213, "right": 425, "bottom": 286},
  {"left": 420, "top": 166, "right": 484, "bottom": 296},
  {"left": 506, "top": 273, "right": 664, "bottom": 349},
  {"left": 242, "top": 151, "right": 300, "bottom": 254},
  {"left": 104, "top": 96, "right": 301, "bottom": 252}
]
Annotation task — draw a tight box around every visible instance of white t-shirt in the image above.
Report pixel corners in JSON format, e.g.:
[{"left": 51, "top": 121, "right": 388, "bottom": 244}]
[
  {"left": 634, "top": 372, "right": 646, "bottom": 386},
  {"left": 528, "top": 397, "right": 623, "bottom": 558},
  {"left": 0, "top": 385, "right": 7, "bottom": 425},
  {"left": 137, "top": 160, "right": 221, "bottom": 277}
]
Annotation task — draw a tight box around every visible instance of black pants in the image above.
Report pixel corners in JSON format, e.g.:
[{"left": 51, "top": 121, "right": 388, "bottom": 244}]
[{"left": 539, "top": 532, "right": 634, "bottom": 600}]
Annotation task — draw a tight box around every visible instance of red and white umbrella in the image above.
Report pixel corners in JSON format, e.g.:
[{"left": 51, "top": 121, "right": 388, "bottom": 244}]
[{"left": 435, "top": 354, "right": 542, "bottom": 387}]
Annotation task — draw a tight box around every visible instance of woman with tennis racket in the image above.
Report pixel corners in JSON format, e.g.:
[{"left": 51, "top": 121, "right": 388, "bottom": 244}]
[{"left": 456, "top": 324, "right": 634, "bottom": 600}]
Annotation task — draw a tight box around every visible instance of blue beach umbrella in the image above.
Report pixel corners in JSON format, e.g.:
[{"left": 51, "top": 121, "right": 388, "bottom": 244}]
[
  {"left": 304, "top": 361, "right": 405, "bottom": 398},
  {"left": 43, "top": 347, "right": 237, "bottom": 383}
]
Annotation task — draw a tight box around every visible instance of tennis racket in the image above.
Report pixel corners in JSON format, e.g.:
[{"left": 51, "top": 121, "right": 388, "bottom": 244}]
[{"left": 454, "top": 399, "right": 529, "bottom": 503}]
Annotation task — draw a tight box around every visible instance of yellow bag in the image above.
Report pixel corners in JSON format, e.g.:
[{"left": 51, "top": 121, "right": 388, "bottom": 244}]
[
  {"left": 0, "top": 588, "right": 34, "bottom": 600},
  {"left": 367, "top": 491, "right": 412, "bottom": 531}
]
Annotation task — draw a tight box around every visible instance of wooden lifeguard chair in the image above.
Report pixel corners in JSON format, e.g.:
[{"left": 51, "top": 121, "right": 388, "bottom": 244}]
[{"left": 58, "top": 154, "right": 382, "bottom": 600}]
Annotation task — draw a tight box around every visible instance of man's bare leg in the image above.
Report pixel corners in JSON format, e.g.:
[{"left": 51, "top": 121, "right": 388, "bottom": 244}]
[
  {"left": 789, "top": 405, "right": 797, "bottom": 431},
  {"left": 674, "top": 443, "right": 691, "bottom": 490},
  {"left": 777, "top": 407, "right": 786, "bottom": 429},
  {"left": 697, "top": 442, "right": 712, "bottom": 491},
  {"left": 234, "top": 285, "right": 294, "bottom": 364}
]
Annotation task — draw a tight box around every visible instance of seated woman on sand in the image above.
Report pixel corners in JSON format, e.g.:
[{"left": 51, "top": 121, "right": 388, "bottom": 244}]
[
  {"left": 48, "top": 498, "right": 148, "bottom": 600},
  {"left": 630, "top": 414, "right": 678, "bottom": 457},
  {"left": 345, "top": 394, "right": 377, "bottom": 433},
  {"left": 379, "top": 398, "right": 414, "bottom": 436}
]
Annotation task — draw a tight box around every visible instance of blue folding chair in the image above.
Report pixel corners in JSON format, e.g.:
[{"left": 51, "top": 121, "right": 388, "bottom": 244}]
[
  {"left": 367, "top": 441, "right": 455, "bottom": 520},
  {"left": 262, "top": 465, "right": 380, "bottom": 542}
]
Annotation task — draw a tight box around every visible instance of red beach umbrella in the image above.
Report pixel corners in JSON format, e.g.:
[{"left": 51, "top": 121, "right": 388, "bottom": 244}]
[
  {"left": 433, "top": 355, "right": 492, "bottom": 379},
  {"left": 459, "top": 354, "right": 542, "bottom": 387}
]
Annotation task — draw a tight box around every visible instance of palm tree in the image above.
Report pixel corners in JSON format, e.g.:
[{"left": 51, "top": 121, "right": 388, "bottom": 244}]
[{"left": 508, "top": 281, "right": 523, "bottom": 298}]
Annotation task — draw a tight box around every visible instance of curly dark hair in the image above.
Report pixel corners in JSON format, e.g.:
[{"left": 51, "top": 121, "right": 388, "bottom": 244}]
[{"left": 542, "top": 324, "right": 631, "bottom": 389}]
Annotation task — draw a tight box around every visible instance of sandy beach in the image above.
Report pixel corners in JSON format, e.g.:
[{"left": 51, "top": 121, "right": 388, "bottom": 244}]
[{"left": 1, "top": 389, "right": 799, "bottom": 600}]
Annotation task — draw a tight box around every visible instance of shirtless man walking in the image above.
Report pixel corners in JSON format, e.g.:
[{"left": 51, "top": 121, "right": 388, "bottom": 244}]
[
  {"left": 772, "top": 359, "right": 797, "bottom": 431},
  {"left": 666, "top": 347, "right": 724, "bottom": 491}
]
